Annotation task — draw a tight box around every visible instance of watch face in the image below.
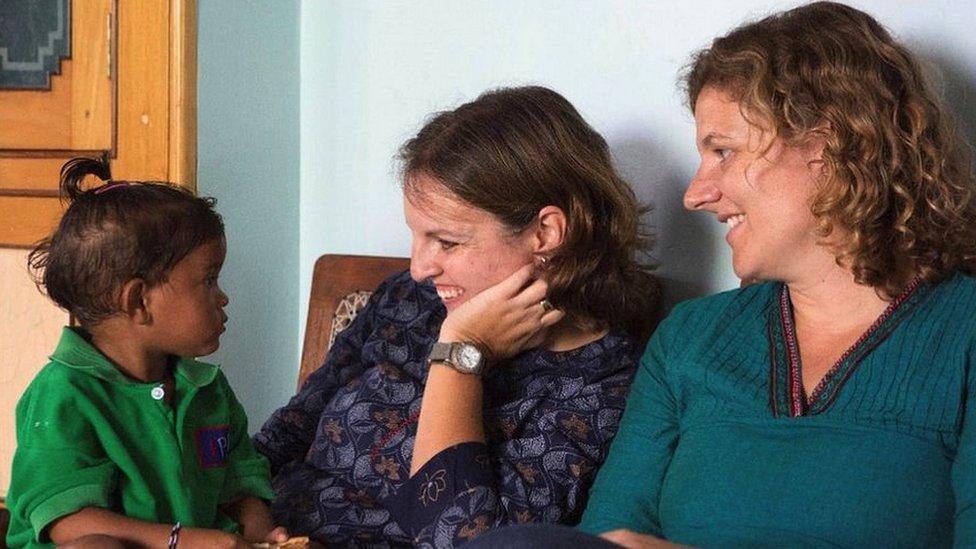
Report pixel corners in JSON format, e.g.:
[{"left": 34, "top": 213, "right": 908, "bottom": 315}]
[{"left": 457, "top": 344, "right": 483, "bottom": 371}]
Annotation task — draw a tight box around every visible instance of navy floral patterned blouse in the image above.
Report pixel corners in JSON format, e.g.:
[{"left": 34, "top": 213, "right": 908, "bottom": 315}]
[{"left": 253, "top": 271, "right": 640, "bottom": 547}]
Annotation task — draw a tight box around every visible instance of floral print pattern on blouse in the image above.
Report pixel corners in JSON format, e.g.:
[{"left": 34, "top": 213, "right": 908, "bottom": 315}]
[{"left": 253, "top": 271, "right": 640, "bottom": 547}]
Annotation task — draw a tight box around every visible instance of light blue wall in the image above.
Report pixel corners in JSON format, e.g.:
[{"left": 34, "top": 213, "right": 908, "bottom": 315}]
[
  {"left": 298, "top": 0, "right": 976, "bottom": 322},
  {"left": 197, "top": 1, "right": 300, "bottom": 430},
  {"left": 195, "top": 1, "right": 975, "bottom": 426}
]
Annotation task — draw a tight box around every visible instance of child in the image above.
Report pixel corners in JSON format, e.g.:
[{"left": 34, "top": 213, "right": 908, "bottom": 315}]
[{"left": 5, "top": 158, "right": 289, "bottom": 548}]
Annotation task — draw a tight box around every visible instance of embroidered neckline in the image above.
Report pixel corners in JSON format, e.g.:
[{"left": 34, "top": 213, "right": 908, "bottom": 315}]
[{"left": 768, "top": 278, "right": 926, "bottom": 417}]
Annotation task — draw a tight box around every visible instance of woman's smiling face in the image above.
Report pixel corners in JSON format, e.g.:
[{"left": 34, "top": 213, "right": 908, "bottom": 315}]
[
  {"left": 683, "top": 86, "right": 829, "bottom": 282},
  {"left": 404, "top": 173, "right": 536, "bottom": 311}
]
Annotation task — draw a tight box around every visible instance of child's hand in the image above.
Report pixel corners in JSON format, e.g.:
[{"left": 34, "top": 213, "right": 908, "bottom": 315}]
[
  {"left": 264, "top": 526, "right": 290, "bottom": 544},
  {"left": 180, "top": 527, "right": 252, "bottom": 548},
  {"left": 252, "top": 531, "right": 312, "bottom": 548}
]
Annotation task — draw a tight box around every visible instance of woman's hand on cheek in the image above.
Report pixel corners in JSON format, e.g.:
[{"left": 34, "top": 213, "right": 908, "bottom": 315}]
[{"left": 439, "top": 264, "right": 564, "bottom": 361}]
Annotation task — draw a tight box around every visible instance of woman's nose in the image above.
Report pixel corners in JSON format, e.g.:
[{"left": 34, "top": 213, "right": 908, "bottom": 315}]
[
  {"left": 683, "top": 169, "right": 722, "bottom": 211},
  {"left": 409, "top": 243, "right": 440, "bottom": 282}
]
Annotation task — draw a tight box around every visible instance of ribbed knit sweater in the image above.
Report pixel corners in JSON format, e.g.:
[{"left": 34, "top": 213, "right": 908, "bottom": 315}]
[{"left": 581, "top": 273, "right": 976, "bottom": 548}]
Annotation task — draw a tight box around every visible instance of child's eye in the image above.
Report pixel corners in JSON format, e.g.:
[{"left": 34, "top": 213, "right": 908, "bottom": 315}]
[
  {"left": 438, "top": 239, "right": 459, "bottom": 251},
  {"left": 205, "top": 275, "right": 219, "bottom": 287}
]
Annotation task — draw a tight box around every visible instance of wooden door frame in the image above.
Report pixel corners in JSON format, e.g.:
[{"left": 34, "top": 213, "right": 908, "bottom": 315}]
[
  {"left": 111, "top": 0, "right": 197, "bottom": 188},
  {"left": 168, "top": 0, "right": 197, "bottom": 190}
]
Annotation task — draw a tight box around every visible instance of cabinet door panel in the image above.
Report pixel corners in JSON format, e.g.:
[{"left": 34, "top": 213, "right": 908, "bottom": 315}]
[{"left": 0, "top": 0, "right": 112, "bottom": 150}]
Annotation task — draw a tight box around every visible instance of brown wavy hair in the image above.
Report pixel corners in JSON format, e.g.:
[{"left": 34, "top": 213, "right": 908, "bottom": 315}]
[
  {"left": 400, "top": 86, "right": 660, "bottom": 341},
  {"left": 28, "top": 156, "right": 224, "bottom": 325},
  {"left": 685, "top": 1, "right": 976, "bottom": 297}
]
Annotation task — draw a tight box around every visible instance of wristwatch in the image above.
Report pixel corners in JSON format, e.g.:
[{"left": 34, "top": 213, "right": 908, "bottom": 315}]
[{"left": 428, "top": 341, "right": 486, "bottom": 375}]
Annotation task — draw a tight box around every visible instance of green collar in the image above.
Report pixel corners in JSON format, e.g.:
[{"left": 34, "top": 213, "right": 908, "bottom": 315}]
[{"left": 50, "top": 327, "right": 220, "bottom": 388}]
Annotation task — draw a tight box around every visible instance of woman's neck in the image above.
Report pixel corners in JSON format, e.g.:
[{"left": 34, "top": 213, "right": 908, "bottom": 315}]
[
  {"left": 543, "top": 316, "right": 609, "bottom": 352},
  {"left": 785, "top": 263, "right": 889, "bottom": 334}
]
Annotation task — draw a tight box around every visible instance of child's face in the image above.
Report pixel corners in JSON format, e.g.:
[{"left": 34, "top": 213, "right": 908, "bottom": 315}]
[{"left": 145, "top": 238, "right": 229, "bottom": 358}]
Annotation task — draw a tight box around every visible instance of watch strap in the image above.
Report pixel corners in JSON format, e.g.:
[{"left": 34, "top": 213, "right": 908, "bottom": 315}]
[{"left": 428, "top": 341, "right": 453, "bottom": 364}]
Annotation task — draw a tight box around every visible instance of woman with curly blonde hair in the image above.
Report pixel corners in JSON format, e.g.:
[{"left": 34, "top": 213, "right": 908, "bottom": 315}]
[
  {"left": 571, "top": 2, "right": 976, "bottom": 548},
  {"left": 467, "top": 3, "right": 976, "bottom": 548}
]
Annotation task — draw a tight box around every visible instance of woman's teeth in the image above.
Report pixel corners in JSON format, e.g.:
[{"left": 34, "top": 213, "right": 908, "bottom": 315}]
[
  {"left": 726, "top": 214, "right": 746, "bottom": 228},
  {"left": 437, "top": 287, "right": 464, "bottom": 300}
]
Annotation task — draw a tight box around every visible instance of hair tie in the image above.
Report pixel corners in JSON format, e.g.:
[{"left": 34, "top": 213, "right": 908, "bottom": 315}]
[{"left": 94, "top": 182, "right": 130, "bottom": 194}]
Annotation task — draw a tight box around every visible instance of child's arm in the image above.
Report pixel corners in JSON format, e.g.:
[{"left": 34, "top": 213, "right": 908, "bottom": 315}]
[
  {"left": 220, "top": 496, "right": 289, "bottom": 544},
  {"left": 49, "top": 507, "right": 251, "bottom": 548},
  {"left": 215, "top": 376, "right": 288, "bottom": 544}
]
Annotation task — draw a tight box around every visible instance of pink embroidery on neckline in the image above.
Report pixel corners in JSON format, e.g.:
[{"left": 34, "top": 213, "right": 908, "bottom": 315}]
[{"left": 778, "top": 276, "right": 922, "bottom": 417}]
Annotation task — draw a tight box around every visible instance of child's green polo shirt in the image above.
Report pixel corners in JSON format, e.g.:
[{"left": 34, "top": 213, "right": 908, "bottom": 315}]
[{"left": 5, "top": 327, "right": 275, "bottom": 548}]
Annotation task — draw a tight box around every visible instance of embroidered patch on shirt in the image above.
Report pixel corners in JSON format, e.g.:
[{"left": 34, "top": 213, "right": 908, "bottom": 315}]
[{"left": 196, "top": 424, "right": 231, "bottom": 468}]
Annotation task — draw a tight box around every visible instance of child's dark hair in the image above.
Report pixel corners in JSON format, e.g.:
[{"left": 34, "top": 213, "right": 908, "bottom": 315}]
[{"left": 27, "top": 156, "right": 224, "bottom": 325}]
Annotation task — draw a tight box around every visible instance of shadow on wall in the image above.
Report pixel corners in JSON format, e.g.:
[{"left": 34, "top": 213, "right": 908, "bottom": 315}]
[
  {"left": 611, "top": 133, "right": 722, "bottom": 312},
  {"left": 922, "top": 52, "right": 976, "bottom": 156}
]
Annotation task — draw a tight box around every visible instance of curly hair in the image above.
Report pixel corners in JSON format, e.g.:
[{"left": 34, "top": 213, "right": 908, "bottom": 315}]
[
  {"left": 28, "top": 157, "right": 224, "bottom": 325},
  {"left": 400, "top": 85, "right": 660, "bottom": 341},
  {"left": 684, "top": 1, "right": 976, "bottom": 297}
]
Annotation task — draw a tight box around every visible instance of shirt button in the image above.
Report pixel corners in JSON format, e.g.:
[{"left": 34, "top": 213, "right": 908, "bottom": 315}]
[{"left": 151, "top": 386, "right": 165, "bottom": 400}]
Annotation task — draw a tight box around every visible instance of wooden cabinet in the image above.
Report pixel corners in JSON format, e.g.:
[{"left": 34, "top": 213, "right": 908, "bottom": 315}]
[{"left": 0, "top": 0, "right": 196, "bottom": 247}]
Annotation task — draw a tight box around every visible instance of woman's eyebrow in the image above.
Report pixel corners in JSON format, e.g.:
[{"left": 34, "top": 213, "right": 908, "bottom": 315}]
[
  {"left": 701, "top": 133, "right": 733, "bottom": 147},
  {"left": 425, "top": 229, "right": 466, "bottom": 239}
]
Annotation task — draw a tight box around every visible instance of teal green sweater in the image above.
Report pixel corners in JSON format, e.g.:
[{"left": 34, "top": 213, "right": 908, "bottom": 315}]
[{"left": 580, "top": 273, "right": 976, "bottom": 548}]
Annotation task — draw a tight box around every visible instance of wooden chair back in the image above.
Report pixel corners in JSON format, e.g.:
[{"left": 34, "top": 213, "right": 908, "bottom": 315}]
[{"left": 298, "top": 254, "right": 410, "bottom": 390}]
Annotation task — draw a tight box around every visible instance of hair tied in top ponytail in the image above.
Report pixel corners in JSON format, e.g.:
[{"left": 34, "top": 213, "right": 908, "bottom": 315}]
[
  {"left": 59, "top": 156, "right": 112, "bottom": 201},
  {"left": 31, "top": 157, "right": 224, "bottom": 325}
]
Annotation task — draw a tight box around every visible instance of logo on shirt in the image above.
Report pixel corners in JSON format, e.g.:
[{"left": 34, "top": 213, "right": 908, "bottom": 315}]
[{"left": 196, "top": 425, "right": 231, "bottom": 468}]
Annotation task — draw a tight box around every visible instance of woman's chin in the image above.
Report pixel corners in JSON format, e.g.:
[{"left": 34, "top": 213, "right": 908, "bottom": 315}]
[
  {"left": 731, "top": 261, "right": 762, "bottom": 284},
  {"left": 730, "top": 247, "right": 766, "bottom": 279},
  {"left": 731, "top": 259, "right": 748, "bottom": 279},
  {"left": 440, "top": 296, "right": 466, "bottom": 311}
]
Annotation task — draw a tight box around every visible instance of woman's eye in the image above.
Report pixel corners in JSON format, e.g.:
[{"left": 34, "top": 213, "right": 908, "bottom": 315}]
[
  {"left": 715, "top": 148, "right": 731, "bottom": 161},
  {"left": 438, "top": 239, "right": 459, "bottom": 251}
]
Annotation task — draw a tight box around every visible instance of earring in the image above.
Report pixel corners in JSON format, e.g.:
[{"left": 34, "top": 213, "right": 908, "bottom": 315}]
[{"left": 537, "top": 255, "right": 549, "bottom": 266}]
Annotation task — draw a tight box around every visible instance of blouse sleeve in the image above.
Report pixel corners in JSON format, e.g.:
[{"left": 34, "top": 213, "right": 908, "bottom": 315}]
[
  {"left": 390, "top": 353, "right": 637, "bottom": 547},
  {"left": 252, "top": 281, "right": 386, "bottom": 474},
  {"left": 577, "top": 309, "right": 684, "bottom": 537},
  {"left": 951, "top": 337, "right": 976, "bottom": 546}
]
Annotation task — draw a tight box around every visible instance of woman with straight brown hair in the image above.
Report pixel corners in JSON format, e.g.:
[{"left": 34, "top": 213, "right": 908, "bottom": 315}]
[{"left": 255, "top": 85, "right": 658, "bottom": 546}]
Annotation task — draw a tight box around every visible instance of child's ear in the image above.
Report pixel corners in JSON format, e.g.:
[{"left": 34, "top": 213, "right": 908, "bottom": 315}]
[{"left": 119, "top": 278, "right": 151, "bottom": 324}]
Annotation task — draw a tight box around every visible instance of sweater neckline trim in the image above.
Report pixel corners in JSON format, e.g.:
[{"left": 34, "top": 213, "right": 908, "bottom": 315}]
[{"left": 766, "top": 278, "right": 926, "bottom": 417}]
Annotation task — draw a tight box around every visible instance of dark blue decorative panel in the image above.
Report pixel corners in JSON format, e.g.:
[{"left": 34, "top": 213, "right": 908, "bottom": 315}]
[{"left": 0, "top": 0, "right": 71, "bottom": 90}]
